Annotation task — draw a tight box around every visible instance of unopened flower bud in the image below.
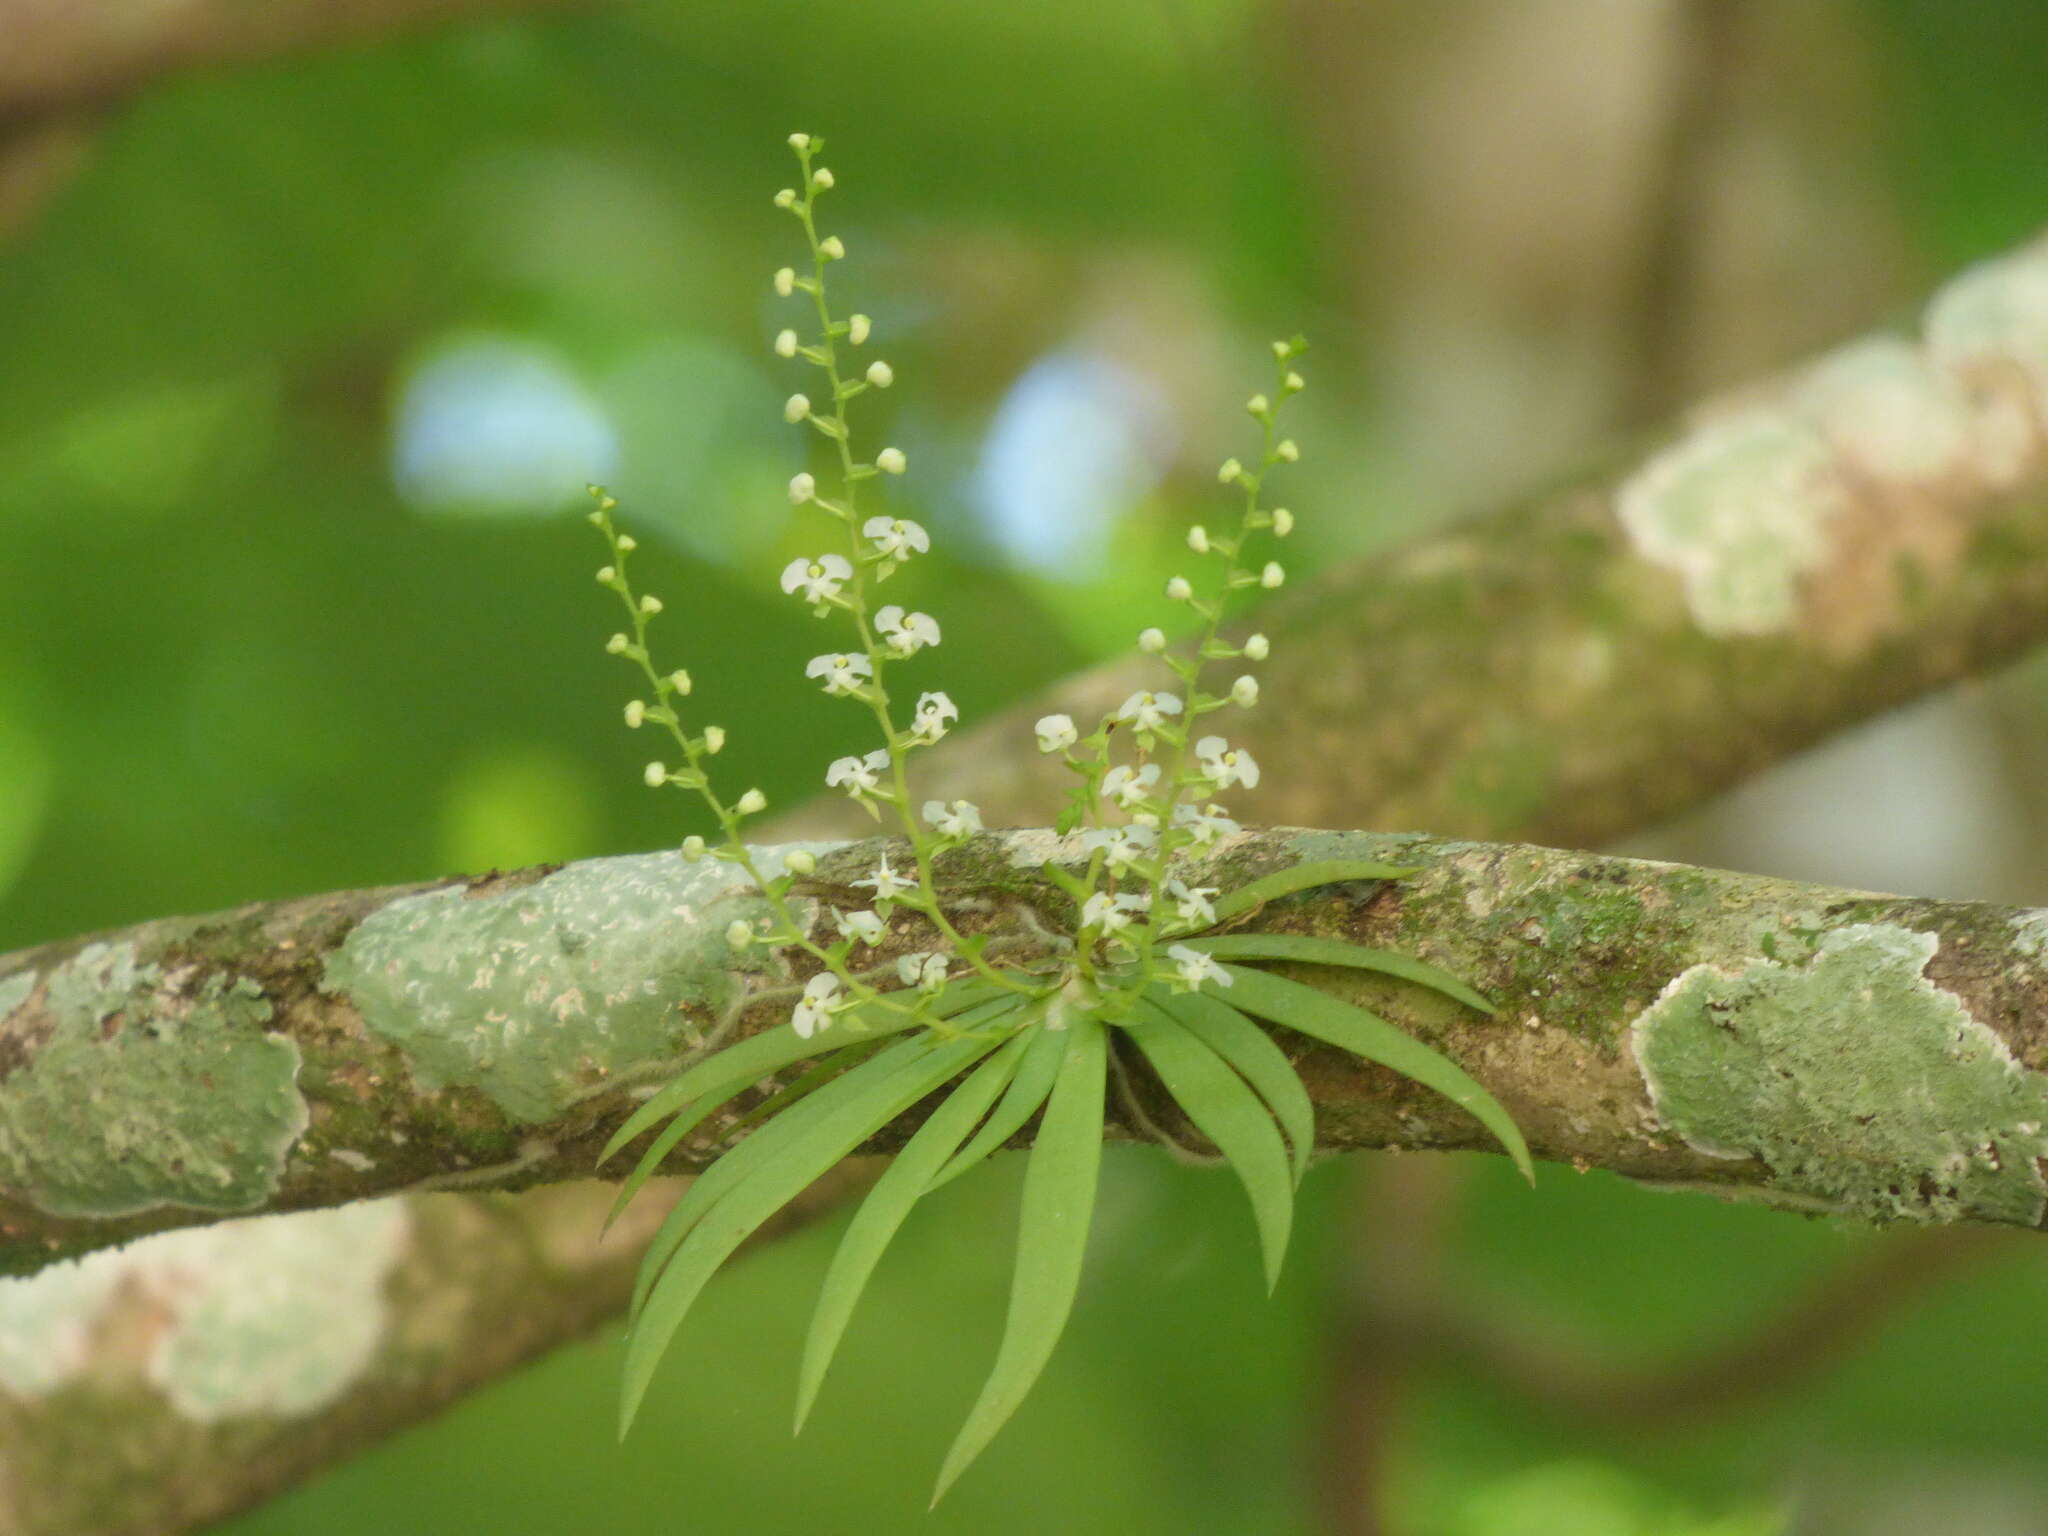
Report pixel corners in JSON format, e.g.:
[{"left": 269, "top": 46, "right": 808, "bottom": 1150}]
[
  {"left": 736, "top": 788, "right": 767, "bottom": 816},
  {"left": 1260, "top": 561, "right": 1285, "bottom": 588},
  {"left": 1284, "top": 370, "right": 1305, "bottom": 393},
  {"left": 1231, "top": 675, "right": 1259, "bottom": 707},
  {"left": 1246, "top": 393, "right": 1269, "bottom": 416},
  {"left": 811, "top": 167, "right": 835, "bottom": 189},
  {"left": 596, "top": 565, "right": 616, "bottom": 584},
  {"left": 788, "top": 132, "right": 812, "bottom": 151},
  {"left": 1218, "top": 457, "right": 1243, "bottom": 484},
  {"left": 876, "top": 447, "right": 906, "bottom": 475},
  {"left": 1272, "top": 507, "right": 1294, "bottom": 537},
  {"left": 1187, "top": 525, "right": 1209, "bottom": 554},
  {"left": 773, "top": 188, "right": 797, "bottom": 209},
  {"left": 784, "top": 849, "right": 817, "bottom": 876},
  {"left": 789, "top": 472, "right": 816, "bottom": 504},
  {"left": 681, "top": 835, "right": 707, "bottom": 862},
  {"left": 616, "top": 534, "right": 637, "bottom": 552},
  {"left": 774, "top": 267, "right": 796, "bottom": 297},
  {"left": 1276, "top": 439, "right": 1299, "bottom": 462},
  {"left": 670, "top": 668, "right": 693, "bottom": 695},
  {"left": 605, "top": 633, "right": 629, "bottom": 655},
  {"left": 1244, "top": 633, "right": 1270, "bottom": 661},
  {"left": 1272, "top": 339, "right": 1290, "bottom": 360},
  {"left": 725, "top": 920, "right": 753, "bottom": 948},
  {"left": 1138, "top": 627, "right": 1166, "bottom": 653},
  {"left": 819, "top": 235, "right": 845, "bottom": 260},
  {"left": 624, "top": 700, "right": 645, "bottom": 728},
  {"left": 866, "top": 360, "right": 894, "bottom": 388},
  {"left": 703, "top": 725, "right": 726, "bottom": 754},
  {"left": 848, "top": 314, "right": 871, "bottom": 345},
  {"left": 1166, "top": 576, "right": 1193, "bottom": 602},
  {"left": 775, "top": 329, "right": 798, "bottom": 357},
  {"left": 785, "top": 393, "right": 811, "bottom": 423},
  {"left": 643, "top": 761, "right": 667, "bottom": 787}
]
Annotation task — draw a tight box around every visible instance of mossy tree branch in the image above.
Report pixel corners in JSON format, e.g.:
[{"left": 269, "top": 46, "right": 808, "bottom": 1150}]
[{"left": 8, "top": 827, "right": 2048, "bottom": 1276}]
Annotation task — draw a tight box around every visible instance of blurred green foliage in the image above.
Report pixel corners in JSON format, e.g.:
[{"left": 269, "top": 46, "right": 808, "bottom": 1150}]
[{"left": 3, "top": 0, "right": 2048, "bottom": 1531}]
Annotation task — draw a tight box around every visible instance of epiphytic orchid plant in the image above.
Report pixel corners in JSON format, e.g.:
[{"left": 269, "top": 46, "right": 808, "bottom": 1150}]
[{"left": 588, "top": 133, "right": 1531, "bottom": 1504}]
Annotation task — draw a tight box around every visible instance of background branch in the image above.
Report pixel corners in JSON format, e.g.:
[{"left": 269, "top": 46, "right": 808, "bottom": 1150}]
[
  {"left": 811, "top": 229, "right": 2048, "bottom": 851},
  {"left": 0, "top": 0, "right": 600, "bottom": 122}
]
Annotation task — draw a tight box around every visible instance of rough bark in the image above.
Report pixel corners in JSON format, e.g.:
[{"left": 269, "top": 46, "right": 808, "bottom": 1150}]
[
  {"left": 775, "top": 231, "right": 2048, "bottom": 848},
  {"left": 9, "top": 827, "right": 2048, "bottom": 1275}
]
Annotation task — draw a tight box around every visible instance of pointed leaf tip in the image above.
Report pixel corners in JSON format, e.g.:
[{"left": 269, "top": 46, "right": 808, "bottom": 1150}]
[
  {"left": 794, "top": 1032, "right": 1029, "bottom": 1434},
  {"left": 1209, "top": 859, "right": 1422, "bottom": 926},
  {"left": 1186, "top": 933, "right": 1495, "bottom": 1016},
  {"left": 932, "top": 1014, "right": 1107, "bottom": 1501},
  {"left": 1127, "top": 998, "right": 1294, "bottom": 1291},
  {"left": 1223, "top": 965, "right": 1533, "bottom": 1183}
]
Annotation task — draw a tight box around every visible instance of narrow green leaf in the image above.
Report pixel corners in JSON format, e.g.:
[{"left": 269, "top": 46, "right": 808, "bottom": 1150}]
[
  {"left": 926, "top": 1013, "right": 1065, "bottom": 1191},
  {"left": 1222, "top": 965, "right": 1533, "bottom": 1183},
  {"left": 1127, "top": 999, "right": 1294, "bottom": 1291},
  {"left": 932, "top": 1012, "right": 1107, "bottom": 1505},
  {"left": 602, "top": 989, "right": 980, "bottom": 1231},
  {"left": 629, "top": 997, "right": 1026, "bottom": 1321},
  {"left": 1209, "top": 859, "right": 1420, "bottom": 926},
  {"left": 620, "top": 1032, "right": 1000, "bottom": 1437},
  {"left": 602, "top": 976, "right": 1007, "bottom": 1218},
  {"left": 603, "top": 1036, "right": 872, "bottom": 1233},
  {"left": 628, "top": 1033, "right": 934, "bottom": 1324},
  {"left": 794, "top": 1032, "right": 1032, "bottom": 1433},
  {"left": 1186, "top": 933, "right": 1496, "bottom": 1015},
  {"left": 602, "top": 1016, "right": 908, "bottom": 1231},
  {"left": 722, "top": 1034, "right": 895, "bottom": 1139},
  {"left": 601, "top": 993, "right": 938, "bottom": 1168},
  {"left": 1147, "top": 986, "right": 1315, "bottom": 1186}
]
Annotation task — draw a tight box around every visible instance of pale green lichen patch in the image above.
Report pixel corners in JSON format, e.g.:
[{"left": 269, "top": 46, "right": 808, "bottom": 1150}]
[
  {"left": 1632, "top": 924, "right": 2048, "bottom": 1225},
  {"left": 1793, "top": 337, "right": 1975, "bottom": 485},
  {"left": 1616, "top": 410, "right": 1841, "bottom": 636},
  {"left": 0, "top": 1199, "right": 409, "bottom": 1416},
  {"left": 0, "top": 943, "right": 308, "bottom": 1219},
  {"left": 324, "top": 850, "right": 823, "bottom": 1123},
  {"left": 136, "top": 1200, "right": 409, "bottom": 1421},
  {"left": 2007, "top": 909, "right": 2048, "bottom": 962},
  {"left": 1925, "top": 242, "right": 2048, "bottom": 420},
  {"left": 0, "top": 1252, "right": 122, "bottom": 1396}
]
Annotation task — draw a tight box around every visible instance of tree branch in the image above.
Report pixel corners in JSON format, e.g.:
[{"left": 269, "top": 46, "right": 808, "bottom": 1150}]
[
  {"left": 8, "top": 827, "right": 2048, "bottom": 1274},
  {"left": 783, "top": 231, "right": 2048, "bottom": 849},
  {"left": 0, "top": 1169, "right": 869, "bottom": 1536}
]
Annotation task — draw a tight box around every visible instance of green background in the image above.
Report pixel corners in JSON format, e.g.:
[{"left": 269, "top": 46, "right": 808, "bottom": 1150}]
[{"left": 3, "top": 2, "right": 2047, "bottom": 1531}]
